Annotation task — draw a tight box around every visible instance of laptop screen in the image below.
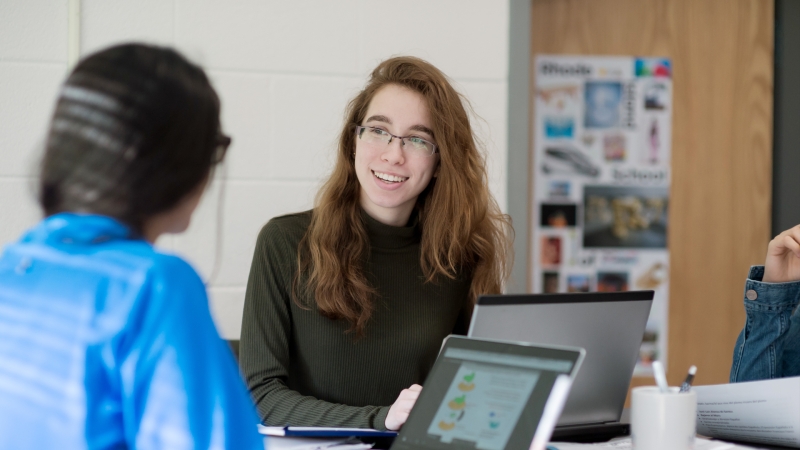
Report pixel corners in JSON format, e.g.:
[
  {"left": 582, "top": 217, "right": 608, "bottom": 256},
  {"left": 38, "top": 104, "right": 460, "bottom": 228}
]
[
  {"left": 469, "top": 291, "right": 653, "bottom": 427},
  {"left": 391, "top": 336, "right": 583, "bottom": 450}
]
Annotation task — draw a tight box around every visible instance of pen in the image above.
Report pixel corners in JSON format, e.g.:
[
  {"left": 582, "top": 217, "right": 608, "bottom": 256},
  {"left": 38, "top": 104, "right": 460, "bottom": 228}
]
[
  {"left": 679, "top": 365, "right": 697, "bottom": 393},
  {"left": 652, "top": 361, "right": 669, "bottom": 393}
]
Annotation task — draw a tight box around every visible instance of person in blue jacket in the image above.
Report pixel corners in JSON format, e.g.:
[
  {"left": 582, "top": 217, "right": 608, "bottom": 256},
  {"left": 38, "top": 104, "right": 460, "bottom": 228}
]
[
  {"left": 731, "top": 225, "right": 800, "bottom": 382},
  {"left": 0, "top": 44, "right": 264, "bottom": 449}
]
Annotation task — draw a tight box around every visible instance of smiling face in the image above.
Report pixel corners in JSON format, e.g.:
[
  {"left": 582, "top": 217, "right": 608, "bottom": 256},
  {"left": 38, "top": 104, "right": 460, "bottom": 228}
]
[{"left": 355, "top": 84, "right": 439, "bottom": 226}]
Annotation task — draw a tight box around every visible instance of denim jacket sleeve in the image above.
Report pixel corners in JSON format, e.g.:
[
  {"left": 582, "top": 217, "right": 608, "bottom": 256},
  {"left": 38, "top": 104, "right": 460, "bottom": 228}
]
[{"left": 730, "top": 266, "right": 800, "bottom": 382}]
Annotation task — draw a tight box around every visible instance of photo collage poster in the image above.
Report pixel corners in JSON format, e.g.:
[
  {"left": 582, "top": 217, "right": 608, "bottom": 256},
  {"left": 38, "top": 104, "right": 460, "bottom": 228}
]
[{"left": 532, "top": 55, "right": 672, "bottom": 374}]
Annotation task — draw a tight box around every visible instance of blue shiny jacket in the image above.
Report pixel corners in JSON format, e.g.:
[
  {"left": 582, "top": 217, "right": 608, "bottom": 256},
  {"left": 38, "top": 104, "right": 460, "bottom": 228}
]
[
  {"left": 0, "top": 214, "right": 263, "bottom": 449},
  {"left": 731, "top": 266, "right": 800, "bottom": 382}
]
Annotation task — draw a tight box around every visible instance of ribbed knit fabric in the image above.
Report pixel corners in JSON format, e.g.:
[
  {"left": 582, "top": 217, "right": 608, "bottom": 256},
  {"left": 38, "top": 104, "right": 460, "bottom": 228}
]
[{"left": 240, "top": 210, "right": 471, "bottom": 430}]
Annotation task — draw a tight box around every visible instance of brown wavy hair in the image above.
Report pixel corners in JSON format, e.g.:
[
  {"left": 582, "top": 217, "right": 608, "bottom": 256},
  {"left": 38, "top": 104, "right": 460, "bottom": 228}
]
[{"left": 296, "top": 56, "right": 513, "bottom": 337}]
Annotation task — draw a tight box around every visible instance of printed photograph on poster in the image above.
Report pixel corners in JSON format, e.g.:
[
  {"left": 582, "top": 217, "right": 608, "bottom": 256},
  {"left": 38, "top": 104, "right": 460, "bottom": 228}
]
[
  {"left": 537, "top": 84, "right": 579, "bottom": 113},
  {"left": 541, "top": 145, "right": 600, "bottom": 178},
  {"left": 540, "top": 203, "right": 577, "bottom": 228},
  {"left": 540, "top": 236, "right": 562, "bottom": 266},
  {"left": 597, "top": 271, "right": 628, "bottom": 292},
  {"left": 603, "top": 134, "right": 626, "bottom": 162},
  {"left": 544, "top": 117, "right": 575, "bottom": 138},
  {"left": 635, "top": 261, "right": 668, "bottom": 290},
  {"left": 543, "top": 272, "right": 559, "bottom": 293},
  {"left": 583, "top": 185, "right": 668, "bottom": 248},
  {"left": 644, "top": 118, "right": 661, "bottom": 164},
  {"left": 640, "top": 116, "right": 671, "bottom": 166},
  {"left": 644, "top": 81, "right": 669, "bottom": 110},
  {"left": 584, "top": 81, "right": 622, "bottom": 129},
  {"left": 641, "top": 116, "right": 668, "bottom": 165},
  {"left": 548, "top": 180, "right": 571, "bottom": 198},
  {"left": 567, "top": 274, "right": 592, "bottom": 292}
]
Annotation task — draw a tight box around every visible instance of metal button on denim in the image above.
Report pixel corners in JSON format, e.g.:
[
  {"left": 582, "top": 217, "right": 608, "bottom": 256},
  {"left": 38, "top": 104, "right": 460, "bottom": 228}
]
[{"left": 746, "top": 289, "right": 758, "bottom": 300}]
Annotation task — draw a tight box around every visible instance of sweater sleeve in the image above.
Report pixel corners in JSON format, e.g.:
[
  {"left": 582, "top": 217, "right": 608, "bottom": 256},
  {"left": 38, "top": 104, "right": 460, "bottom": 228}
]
[{"left": 239, "top": 219, "right": 391, "bottom": 430}]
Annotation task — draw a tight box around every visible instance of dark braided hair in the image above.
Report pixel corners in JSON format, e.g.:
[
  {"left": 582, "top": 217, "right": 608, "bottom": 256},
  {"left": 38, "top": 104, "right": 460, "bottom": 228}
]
[{"left": 39, "top": 43, "right": 225, "bottom": 233}]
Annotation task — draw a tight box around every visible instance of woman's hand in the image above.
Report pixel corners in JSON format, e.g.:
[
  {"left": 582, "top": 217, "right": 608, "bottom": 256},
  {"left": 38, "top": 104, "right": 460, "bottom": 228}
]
[
  {"left": 385, "top": 384, "right": 422, "bottom": 431},
  {"left": 764, "top": 225, "right": 800, "bottom": 283}
]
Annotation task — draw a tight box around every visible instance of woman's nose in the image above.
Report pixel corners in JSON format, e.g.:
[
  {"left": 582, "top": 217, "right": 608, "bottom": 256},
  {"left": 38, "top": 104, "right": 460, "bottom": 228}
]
[{"left": 381, "top": 138, "right": 405, "bottom": 164}]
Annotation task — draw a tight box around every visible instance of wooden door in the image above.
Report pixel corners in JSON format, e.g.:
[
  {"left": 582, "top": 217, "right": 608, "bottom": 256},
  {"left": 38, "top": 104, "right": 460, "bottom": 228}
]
[{"left": 530, "top": 0, "right": 774, "bottom": 390}]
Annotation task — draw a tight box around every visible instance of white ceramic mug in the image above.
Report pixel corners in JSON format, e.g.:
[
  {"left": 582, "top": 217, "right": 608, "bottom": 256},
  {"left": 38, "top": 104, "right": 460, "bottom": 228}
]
[{"left": 631, "top": 386, "right": 696, "bottom": 450}]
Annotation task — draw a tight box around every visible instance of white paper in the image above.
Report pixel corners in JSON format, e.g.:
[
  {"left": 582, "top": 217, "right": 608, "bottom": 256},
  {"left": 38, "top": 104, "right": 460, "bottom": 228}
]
[
  {"left": 694, "top": 377, "right": 800, "bottom": 447},
  {"left": 547, "top": 436, "right": 759, "bottom": 449}
]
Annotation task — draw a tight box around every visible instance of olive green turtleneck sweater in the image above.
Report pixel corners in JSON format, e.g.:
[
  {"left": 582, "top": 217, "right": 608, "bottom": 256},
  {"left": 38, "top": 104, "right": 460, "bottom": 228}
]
[{"left": 239, "top": 210, "right": 471, "bottom": 430}]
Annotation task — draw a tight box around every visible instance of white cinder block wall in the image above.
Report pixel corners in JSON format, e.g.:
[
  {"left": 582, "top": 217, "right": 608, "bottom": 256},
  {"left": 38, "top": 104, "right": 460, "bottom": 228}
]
[{"left": 0, "top": 0, "right": 511, "bottom": 338}]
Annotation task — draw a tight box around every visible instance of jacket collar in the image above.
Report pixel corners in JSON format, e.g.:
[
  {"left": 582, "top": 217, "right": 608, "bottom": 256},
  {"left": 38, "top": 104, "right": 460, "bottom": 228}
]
[{"left": 22, "top": 213, "right": 138, "bottom": 246}]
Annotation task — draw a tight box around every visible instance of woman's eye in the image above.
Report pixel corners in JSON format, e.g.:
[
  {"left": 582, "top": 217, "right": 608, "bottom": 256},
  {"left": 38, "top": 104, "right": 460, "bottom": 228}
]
[
  {"left": 370, "top": 128, "right": 388, "bottom": 136},
  {"left": 408, "top": 137, "right": 425, "bottom": 145}
]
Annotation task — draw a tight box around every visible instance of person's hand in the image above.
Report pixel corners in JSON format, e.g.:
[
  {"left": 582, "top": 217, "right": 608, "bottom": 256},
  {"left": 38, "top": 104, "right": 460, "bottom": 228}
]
[
  {"left": 385, "top": 384, "right": 422, "bottom": 431},
  {"left": 764, "top": 225, "right": 800, "bottom": 283}
]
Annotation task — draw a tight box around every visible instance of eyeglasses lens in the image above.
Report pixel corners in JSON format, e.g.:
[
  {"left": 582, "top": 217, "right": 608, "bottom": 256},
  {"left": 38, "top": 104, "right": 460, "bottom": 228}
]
[
  {"left": 404, "top": 138, "right": 434, "bottom": 155},
  {"left": 357, "top": 126, "right": 435, "bottom": 156}
]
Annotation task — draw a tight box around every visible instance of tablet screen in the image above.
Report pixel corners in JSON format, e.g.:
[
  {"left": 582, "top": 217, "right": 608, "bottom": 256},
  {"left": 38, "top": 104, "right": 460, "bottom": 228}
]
[{"left": 392, "top": 336, "right": 581, "bottom": 450}]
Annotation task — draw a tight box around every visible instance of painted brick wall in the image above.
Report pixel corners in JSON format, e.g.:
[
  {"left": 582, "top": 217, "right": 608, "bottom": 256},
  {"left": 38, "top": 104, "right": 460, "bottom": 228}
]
[{"left": 0, "top": 0, "right": 510, "bottom": 338}]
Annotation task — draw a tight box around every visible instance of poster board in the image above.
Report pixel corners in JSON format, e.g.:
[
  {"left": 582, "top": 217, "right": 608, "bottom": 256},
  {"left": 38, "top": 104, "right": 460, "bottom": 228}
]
[{"left": 532, "top": 55, "right": 672, "bottom": 374}]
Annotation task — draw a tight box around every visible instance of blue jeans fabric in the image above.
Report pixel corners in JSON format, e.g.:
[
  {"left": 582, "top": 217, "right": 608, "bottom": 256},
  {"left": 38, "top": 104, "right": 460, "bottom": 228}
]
[{"left": 730, "top": 266, "right": 800, "bottom": 382}]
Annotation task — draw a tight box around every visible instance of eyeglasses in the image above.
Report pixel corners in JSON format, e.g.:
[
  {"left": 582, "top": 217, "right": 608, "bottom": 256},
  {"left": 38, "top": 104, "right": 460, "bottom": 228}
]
[
  {"left": 355, "top": 125, "right": 437, "bottom": 157},
  {"left": 213, "top": 133, "right": 231, "bottom": 164}
]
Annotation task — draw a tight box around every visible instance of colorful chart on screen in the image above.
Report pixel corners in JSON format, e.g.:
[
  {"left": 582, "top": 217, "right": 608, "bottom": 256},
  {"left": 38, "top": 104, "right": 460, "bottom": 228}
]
[{"left": 426, "top": 362, "right": 539, "bottom": 450}]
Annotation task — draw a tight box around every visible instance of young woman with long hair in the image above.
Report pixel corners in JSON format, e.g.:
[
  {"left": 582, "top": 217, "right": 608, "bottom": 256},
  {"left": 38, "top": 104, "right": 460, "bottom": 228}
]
[
  {"left": 0, "top": 44, "right": 263, "bottom": 449},
  {"left": 240, "top": 56, "right": 513, "bottom": 431}
]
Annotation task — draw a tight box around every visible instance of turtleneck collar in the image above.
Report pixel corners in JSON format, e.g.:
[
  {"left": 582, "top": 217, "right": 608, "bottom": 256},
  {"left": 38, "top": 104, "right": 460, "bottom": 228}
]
[{"left": 360, "top": 208, "right": 420, "bottom": 249}]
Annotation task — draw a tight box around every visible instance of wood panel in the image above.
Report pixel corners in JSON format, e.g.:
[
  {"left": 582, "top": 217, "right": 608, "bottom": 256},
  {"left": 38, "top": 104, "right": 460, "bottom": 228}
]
[{"left": 530, "top": 0, "right": 774, "bottom": 388}]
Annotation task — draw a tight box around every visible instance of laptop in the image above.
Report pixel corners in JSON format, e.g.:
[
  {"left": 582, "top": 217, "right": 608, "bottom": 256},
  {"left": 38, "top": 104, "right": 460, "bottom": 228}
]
[
  {"left": 390, "top": 335, "right": 585, "bottom": 450},
  {"left": 468, "top": 291, "right": 654, "bottom": 442}
]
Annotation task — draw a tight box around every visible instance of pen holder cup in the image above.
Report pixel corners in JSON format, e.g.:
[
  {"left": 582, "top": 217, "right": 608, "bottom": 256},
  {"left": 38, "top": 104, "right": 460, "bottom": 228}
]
[{"left": 631, "top": 386, "right": 696, "bottom": 450}]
